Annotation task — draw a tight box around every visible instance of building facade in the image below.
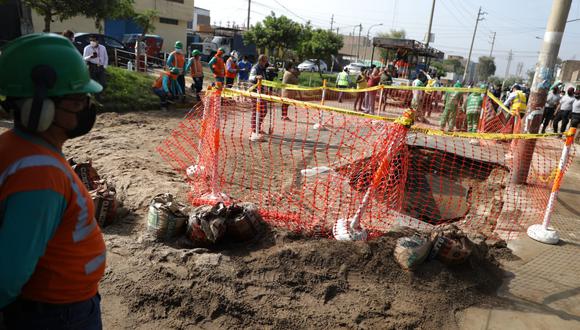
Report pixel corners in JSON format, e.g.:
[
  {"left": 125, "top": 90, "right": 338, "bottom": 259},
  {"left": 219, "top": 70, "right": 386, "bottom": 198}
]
[
  {"left": 558, "top": 60, "right": 580, "bottom": 83},
  {"left": 30, "top": 0, "right": 194, "bottom": 52}
]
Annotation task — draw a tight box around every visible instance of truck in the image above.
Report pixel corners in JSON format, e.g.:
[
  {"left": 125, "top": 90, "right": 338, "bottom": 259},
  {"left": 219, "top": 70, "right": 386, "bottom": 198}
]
[{"left": 190, "top": 27, "right": 257, "bottom": 62}]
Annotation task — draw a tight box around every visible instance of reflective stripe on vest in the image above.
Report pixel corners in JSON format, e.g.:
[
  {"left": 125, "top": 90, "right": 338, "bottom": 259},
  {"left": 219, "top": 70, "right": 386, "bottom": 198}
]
[
  {"left": 0, "top": 155, "right": 94, "bottom": 243},
  {"left": 170, "top": 51, "right": 185, "bottom": 70}
]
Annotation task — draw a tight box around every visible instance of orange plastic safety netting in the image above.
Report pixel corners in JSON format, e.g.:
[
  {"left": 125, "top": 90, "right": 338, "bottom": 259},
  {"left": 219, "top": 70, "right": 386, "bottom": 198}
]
[{"left": 157, "top": 88, "right": 574, "bottom": 240}]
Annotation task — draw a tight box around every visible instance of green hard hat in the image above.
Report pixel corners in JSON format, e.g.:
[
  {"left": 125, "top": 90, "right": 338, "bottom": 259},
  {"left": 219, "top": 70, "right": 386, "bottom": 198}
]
[
  {"left": 191, "top": 49, "right": 201, "bottom": 56},
  {"left": 454, "top": 81, "right": 463, "bottom": 88},
  {"left": 479, "top": 83, "right": 487, "bottom": 89},
  {"left": 169, "top": 67, "right": 179, "bottom": 74},
  {"left": 0, "top": 33, "right": 102, "bottom": 98},
  {"left": 218, "top": 47, "right": 225, "bottom": 53},
  {"left": 175, "top": 41, "right": 183, "bottom": 49}
]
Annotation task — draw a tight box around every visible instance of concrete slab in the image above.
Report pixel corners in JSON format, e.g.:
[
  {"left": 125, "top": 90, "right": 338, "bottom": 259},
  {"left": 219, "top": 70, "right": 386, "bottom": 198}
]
[{"left": 457, "top": 307, "right": 580, "bottom": 330}]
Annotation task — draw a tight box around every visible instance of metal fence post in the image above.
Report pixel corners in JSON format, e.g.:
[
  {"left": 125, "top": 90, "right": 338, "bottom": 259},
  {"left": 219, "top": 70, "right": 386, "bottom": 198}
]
[
  {"left": 114, "top": 48, "right": 118, "bottom": 67},
  {"left": 527, "top": 127, "right": 577, "bottom": 244}
]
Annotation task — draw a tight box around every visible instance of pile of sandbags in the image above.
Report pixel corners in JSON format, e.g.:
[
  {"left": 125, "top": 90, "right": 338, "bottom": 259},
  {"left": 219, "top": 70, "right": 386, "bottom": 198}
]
[
  {"left": 147, "top": 193, "right": 189, "bottom": 241},
  {"left": 393, "top": 224, "right": 474, "bottom": 270},
  {"left": 69, "top": 159, "right": 118, "bottom": 228}
]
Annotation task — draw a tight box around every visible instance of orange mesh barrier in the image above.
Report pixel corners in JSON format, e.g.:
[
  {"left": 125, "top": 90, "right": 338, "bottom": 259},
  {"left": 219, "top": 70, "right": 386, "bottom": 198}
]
[{"left": 158, "top": 88, "right": 574, "bottom": 241}]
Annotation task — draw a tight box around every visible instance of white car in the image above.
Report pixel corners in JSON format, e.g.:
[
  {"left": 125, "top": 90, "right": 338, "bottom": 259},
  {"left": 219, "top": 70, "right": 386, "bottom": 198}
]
[
  {"left": 297, "top": 59, "right": 328, "bottom": 72},
  {"left": 344, "top": 62, "right": 365, "bottom": 74}
]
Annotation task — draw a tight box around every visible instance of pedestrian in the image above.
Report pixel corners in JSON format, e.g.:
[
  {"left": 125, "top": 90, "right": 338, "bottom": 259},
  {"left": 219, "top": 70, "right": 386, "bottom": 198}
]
[
  {"left": 225, "top": 51, "right": 239, "bottom": 88},
  {"left": 503, "top": 84, "right": 527, "bottom": 118},
  {"left": 569, "top": 89, "right": 580, "bottom": 133},
  {"left": 151, "top": 67, "right": 181, "bottom": 110},
  {"left": 208, "top": 47, "right": 226, "bottom": 88},
  {"left": 336, "top": 67, "right": 350, "bottom": 103},
  {"left": 440, "top": 81, "right": 463, "bottom": 131},
  {"left": 540, "top": 86, "right": 561, "bottom": 133},
  {"left": 553, "top": 87, "right": 575, "bottom": 135},
  {"left": 281, "top": 61, "right": 299, "bottom": 121},
  {"left": 62, "top": 29, "right": 74, "bottom": 42},
  {"left": 411, "top": 71, "right": 431, "bottom": 122},
  {"left": 0, "top": 33, "right": 106, "bottom": 329},
  {"left": 463, "top": 85, "right": 485, "bottom": 133},
  {"left": 185, "top": 49, "right": 204, "bottom": 101},
  {"left": 82, "top": 36, "right": 108, "bottom": 97},
  {"left": 248, "top": 54, "right": 269, "bottom": 136},
  {"left": 135, "top": 36, "right": 147, "bottom": 72},
  {"left": 237, "top": 55, "right": 251, "bottom": 83},
  {"left": 354, "top": 69, "right": 368, "bottom": 111},
  {"left": 166, "top": 41, "right": 186, "bottom": 99},
  {"left": 363, "top": 67, "right": 380, "bottom": 114}
]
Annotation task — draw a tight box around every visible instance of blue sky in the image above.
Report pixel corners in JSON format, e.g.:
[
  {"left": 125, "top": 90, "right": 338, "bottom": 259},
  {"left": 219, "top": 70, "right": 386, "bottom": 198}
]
[{"left": 196, "top": 0, "right": 580, "bottom": 78}]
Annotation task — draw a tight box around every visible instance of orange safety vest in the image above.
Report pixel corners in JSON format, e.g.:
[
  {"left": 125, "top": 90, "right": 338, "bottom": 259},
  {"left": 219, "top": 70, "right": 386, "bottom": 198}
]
[
  {"left": 152, "top": 72, "right": 177, "bottom": 89},
  {"left": 169, "top": 51, "right": 185, "bottom": 71},
  {"left": 0, "top": 130, "right": 106, "bottom": 304},
  {"left": 225, "top": 58, "right": 237, "bottom": 79},
  {"left": 211, "top": 56, "right": 225, "bottom": 78},
  {"left": 189, "top": 58, "right": 203, "bottom": 78}
]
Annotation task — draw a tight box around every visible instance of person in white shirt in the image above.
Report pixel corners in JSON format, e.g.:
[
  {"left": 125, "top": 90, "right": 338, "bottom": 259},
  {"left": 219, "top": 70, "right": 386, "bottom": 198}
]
[
  {"left": 570, "top": 89, "right": 580, "bottom": 130},
  {"left": 553, "top": 87, "right": 575, "bottom": 134},
  {"left": 82, "top": 36, "right": 108, "bottom": 94},
  {"left": 540, "top": 86, "right": 561, "bottom": 133}
]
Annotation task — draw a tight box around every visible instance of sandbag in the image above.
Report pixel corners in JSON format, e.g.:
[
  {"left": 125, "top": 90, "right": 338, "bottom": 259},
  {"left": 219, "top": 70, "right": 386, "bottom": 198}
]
[
  {"left": 429, "top": 225, "right": 473, "bottom": 265},
  {"left": 147, "top": 193, "right": 189, "bottom": 241},
  {"left": 69, "top": 159, "right": 101, "bottom": 190},
  {"left": 394, "top": 234, "right": 432, "bottom": 270},
  {"left": 91, "top": 180, "right": 117, "bottom": 227}
]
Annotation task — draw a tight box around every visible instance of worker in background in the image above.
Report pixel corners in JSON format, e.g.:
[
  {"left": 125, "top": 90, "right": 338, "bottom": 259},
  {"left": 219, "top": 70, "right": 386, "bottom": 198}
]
[
  {"left": 281, "top": 61, "right": 300, "bottom": 121},
  {"left": 225, "top": 51, "right": 239, "bottom": 88},
  {"left": 440, "top": 81, "right": 463, "bottom": 131},
  {"left": 237, "top": 55, "right": 251, "bottom": 83},
  {"left": 151, "top": 67, "right": 181, "bottom": 111},
  {"left": 354, "top": 69, "right": 368, "bottom": 111},
  {"left": 185, "top": 49, "right": 204, "bottom": 101},
  {"left": 248, "top": 54, "right": 269, "bottom": 137},
  {"left": 166, "top": 41, "right": 186, "bottom": 100},
  {"left": 336, "top": 67, "right": 350, "bottom": 103},
  {"left": 0, "top": 33, "right": 106, "bottom": 329},
  {"left": 463, "top": 84, "right": 485, "bottom": 133},
  {"left": 135, "top": 36, "right": 147, "bottom": 72},
  {"left": 503, "top": 84, "right": 527, "bottom": 118},
  {"left": 553, "top": 87, "right": 576, "bottom": 135},
  {"left": 411, "top": 70, "right": 431, "bottom": 122},
  {"left": 378, "top": 67, "right": 393, "bottom": 112},
  {"left": 540, "top": 86, "right": 561, "bottom": 134},
  {"left": 208, "top": 47, "right": 226, "bottom": 88}
]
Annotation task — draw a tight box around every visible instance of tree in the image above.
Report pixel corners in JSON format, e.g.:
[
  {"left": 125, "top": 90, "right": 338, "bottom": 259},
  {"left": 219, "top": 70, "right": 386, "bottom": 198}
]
[
  {"left": 133, "top": 9, "right": 158, "bottom": 36},
  {"left": 297, "top": 28, "right": 343, "bottom": 75},
  {"left": 441, "top": 59, "right": 464, "bottom": 75},
  {"left": 23, "top": 0, "right": 133, "bottom": 32},
  {"left": 243, "top": 12, "right": 303, "bottom": 60},
  {"left": 476, "top": 56, "right": 496, "bottom": 82},
  {"left": 487, "top": 75, "right": 502, "bottom": 87},
  {"left": 376, "top": 29, "right": 406, "bottom": 61},
  {"left": 503, "top": 75, "right": 524, "bottom": 90}
]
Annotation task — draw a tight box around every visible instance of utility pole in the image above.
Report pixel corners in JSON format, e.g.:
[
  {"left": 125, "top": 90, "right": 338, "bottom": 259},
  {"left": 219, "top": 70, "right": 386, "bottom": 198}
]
[
  {"left": 330, "top": 14, "right": 334, "bottom": 31},
  {"left": 512, "top": 0, "right": 572, "bottom": 184},
  {"left": 247, "top": 0, "right": 251, "bottom": 30},
  {"left": 489, "top": 32, "right": 496, "bottom": 57},
  {"left": 351, "top": 27, "right": 356, "bottom": 58},
  {"left": 516, "top": 62, "right": 524, "bottom": 77},
  {"left": 425, "top": 0, "right": 436, "bottom": 48},
  {"left": 505, "top": 50, "right": 513, "bottom": 77},
  {"left": 356, "top": 24, "right": 362, "bottom": 62},
  {"left": 463, "top": 7, "right": 487, "bottom": 82}
]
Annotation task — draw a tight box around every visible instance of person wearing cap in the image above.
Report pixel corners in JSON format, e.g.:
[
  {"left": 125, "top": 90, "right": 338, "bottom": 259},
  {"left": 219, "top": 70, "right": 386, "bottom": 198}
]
[
  {"left": 463, "top": 84, "right": 485, "bottom": 133},
  {"left": 553, "top": 87, "right": 576, "bottom": 135},
  {"left": 185, "top": 49, "right": 204, "bottom": 101},
  {"left": 503, "top": 84, "right": 527, "bottom": 117},
  {"left": 166, "top": 41, "right": 186, "bottom": 98},
  {"left": 336, "top": 67, "right": 351, "bottom": 103},
  {"left": 208, "top": 48, "right": 226, "bottom": 87},
  {"left": 152, "top": 67, "right": 181, "bottom": 110},
  {"left": 0, "top": 33, "right": 106, "bottom": 328},
  {"left": 237, "top": 55, "right": 251, "bottom": 83},
  {"left": 225, "top": 51, "right": 239, "bottom": 87},
  {"left": 82, "top": 35, "right": 108, "bottom": 96},
  {"left": 540, "top": 86, "right": 561, "bottom": 134},
  {"left": 440, "top": 81, "right": 463, "bottom": 131}
]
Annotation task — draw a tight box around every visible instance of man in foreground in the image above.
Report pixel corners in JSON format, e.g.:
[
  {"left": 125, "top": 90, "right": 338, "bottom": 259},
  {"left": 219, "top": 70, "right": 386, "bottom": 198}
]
[{"left": 0, "top": 33, "right": 106, "bottom": 329}]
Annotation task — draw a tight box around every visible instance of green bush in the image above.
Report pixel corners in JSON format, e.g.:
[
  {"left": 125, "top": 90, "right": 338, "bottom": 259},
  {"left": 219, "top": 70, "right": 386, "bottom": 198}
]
[
  {"left": 275, "top": 71, "right": 341, "bottom": 87},
  {"left": 100, "top": 67, "right": 159, "bottom": 112}
]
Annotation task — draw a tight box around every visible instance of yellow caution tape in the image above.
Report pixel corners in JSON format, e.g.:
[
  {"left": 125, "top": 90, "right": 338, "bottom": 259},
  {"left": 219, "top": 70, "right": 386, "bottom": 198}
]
[
  {"left": 486, "top": 91, "right": 517, "bottom": 116},
  {"left": 220, "top": 88, "right": 560, "bottom": 140},
  {"left": 261, "top": 80, "right": 323, "bottom": 91}
]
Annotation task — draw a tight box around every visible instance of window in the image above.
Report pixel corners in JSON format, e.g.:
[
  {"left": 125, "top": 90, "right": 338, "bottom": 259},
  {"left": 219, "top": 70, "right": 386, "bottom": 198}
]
[
  {"left": 159, "top": 17, "right": 179, "bottom": 25},
  {"left": 187, "top": 21, "right": 192, "bottom": 29}
]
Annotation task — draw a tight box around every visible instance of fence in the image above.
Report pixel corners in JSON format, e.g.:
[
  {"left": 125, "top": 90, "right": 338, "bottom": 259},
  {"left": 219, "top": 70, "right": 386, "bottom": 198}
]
[{"left": 157, "top": 84, "right": 574, "bottom": 241}]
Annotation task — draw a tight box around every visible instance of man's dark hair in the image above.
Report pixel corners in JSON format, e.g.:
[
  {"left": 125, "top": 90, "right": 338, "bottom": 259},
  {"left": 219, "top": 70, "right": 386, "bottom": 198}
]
[
  {"left": 243, "top": 55, "right": 248, "bottom": 60},
  {"left": 285, "top": 61, "right": 294, "bottom": 70},
  {"left": 62, "top": 30, "right": 74, "bottom": 40}
]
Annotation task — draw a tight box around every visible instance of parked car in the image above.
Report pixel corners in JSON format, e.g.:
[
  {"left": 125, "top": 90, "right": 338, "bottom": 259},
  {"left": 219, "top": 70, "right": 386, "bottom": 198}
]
[
  {"left": 122, "top": 34, "right": 163, "bottom": 58},
  {"left": 297, "top": 59, "right": 328, "bottom": 72},
  {"left": 73, "top": 33, "right": 130, "bottom": 65},
  {"left": 345, "top": 62, "right": 366, "bottom": 75}
]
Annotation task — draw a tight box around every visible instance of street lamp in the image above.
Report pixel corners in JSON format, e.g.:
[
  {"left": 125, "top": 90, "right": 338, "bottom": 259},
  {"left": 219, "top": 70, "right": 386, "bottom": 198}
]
[{"left": 364, "top": 23, "right": 383, "bottom": 65}]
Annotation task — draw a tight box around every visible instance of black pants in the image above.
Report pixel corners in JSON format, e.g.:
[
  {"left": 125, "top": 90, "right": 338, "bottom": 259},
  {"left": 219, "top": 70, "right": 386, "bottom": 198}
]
[
  {"left": 177, "top": 75, "right": 185, "bottom": 96},
  {"left": 540, "top": 106, "right": 555, "bottom": 133},
  {"left": 88, "top": 63, "right": 106, "bottom": 91},
  {"left": 191, "top": 77, "right": 203, "bottom": 97},
  {"left": 553, "top": 110, "right": 571, "bottom": 134},
  {"left": 570, "top": 112, "right": 580, "bottom": 130}
]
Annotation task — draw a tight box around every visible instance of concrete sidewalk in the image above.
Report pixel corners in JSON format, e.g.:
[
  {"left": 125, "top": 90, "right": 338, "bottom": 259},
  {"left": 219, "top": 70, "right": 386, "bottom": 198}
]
[{"left": 457, "top": 156, "right": 580, "bottom": 329}]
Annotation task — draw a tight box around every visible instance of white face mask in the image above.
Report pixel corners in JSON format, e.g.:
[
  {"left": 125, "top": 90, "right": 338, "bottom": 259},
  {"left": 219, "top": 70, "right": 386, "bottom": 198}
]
[
  {"left": 90, "top": 41, "right": 98, "bottom": 47},
  {"left": 176, "top": 49, "right": 182, "bottom": 53}
]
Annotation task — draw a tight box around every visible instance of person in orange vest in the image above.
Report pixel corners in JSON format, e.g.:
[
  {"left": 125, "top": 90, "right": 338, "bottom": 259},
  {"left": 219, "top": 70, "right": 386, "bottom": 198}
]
[
  {"left": 0, "top": 34, "right": 106, "bottom": 329},
  {"left": 166, "top": 41, "right": 186, "bottom": 99},
  {"left": 151, "top": 67, "right": 181, "bottom": 110},
  {"left": 185, "top": 49, "right": 204, "bottom": 101},
  {"left": 225, "top": 51, "right": 239, "bottom": 87},
  {"left": 208, "top": 47, "right": 226, "bottom": 87}
]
